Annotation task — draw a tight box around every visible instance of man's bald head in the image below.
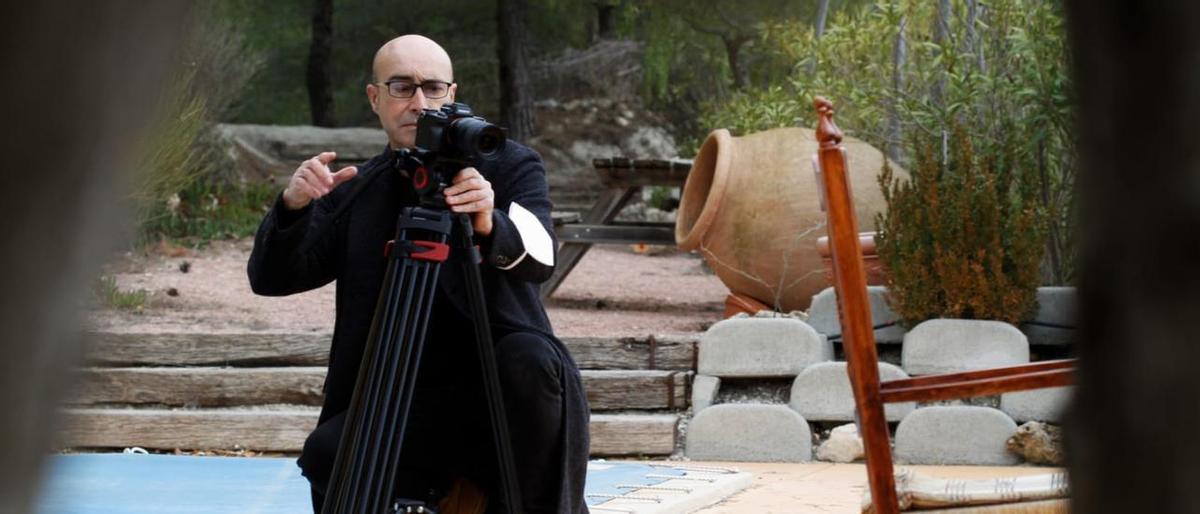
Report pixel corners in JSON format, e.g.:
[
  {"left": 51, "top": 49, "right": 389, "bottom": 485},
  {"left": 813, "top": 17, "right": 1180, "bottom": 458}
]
[
  {"left": 366, "top": 35, "right": 458, "bottom": 149},
  {"left": 372, "top": 34, "right": 454, "bottom": 83}
]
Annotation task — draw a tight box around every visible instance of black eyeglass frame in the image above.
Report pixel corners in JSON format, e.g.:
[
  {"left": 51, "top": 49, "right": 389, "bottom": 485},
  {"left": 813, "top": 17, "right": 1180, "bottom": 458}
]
[{"left": 375, "top": 79, "right": 454, "bottom": 99}]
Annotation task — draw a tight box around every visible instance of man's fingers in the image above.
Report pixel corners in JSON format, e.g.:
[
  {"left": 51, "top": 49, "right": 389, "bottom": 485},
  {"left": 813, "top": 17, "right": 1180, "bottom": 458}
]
[
  {"left": 316, "top": 151, "right": 338, "bottom": 165},
  {"left": 444, "top": 176, "right": 485, "bottom": 196},
  {"left": 448, "top": 189, "right": 489, "bottom": 205},
  {"left": 452, "top": 199, "right": 494, "bottom": 213},
  {"left": 287, "top": 179, "right": 320, "bottom": 204},
  {"left": 451, "top": 167, "right": 480, "bottom": 184},
  {"left": 299, "top": 171, "right": 330, "bottom": 196},
  {"left": 307, "top": 160, "right": 335, "bottom": 188},
  {"left": 331, "top": 166, "right": 358, "bottom": 186}
]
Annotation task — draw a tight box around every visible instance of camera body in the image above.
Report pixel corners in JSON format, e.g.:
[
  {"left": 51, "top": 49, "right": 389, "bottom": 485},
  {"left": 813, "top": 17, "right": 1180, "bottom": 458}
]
[{"left": 397, "top": 102, "right": 506, "bottom": 206}]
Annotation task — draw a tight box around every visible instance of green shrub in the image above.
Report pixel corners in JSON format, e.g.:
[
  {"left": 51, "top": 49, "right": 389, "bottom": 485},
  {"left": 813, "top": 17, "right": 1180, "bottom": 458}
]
[
  {"left": 875, "top": 127, "right": 1044, "bottom": 325},
  {"left": 93, "top": 276, "right": 147, "bottom": 312},
  {"left": 130, "top": 5, "right": 264, "bottom": 246},
  {"left": 139, "top": 180, "right": 278, "bottom": 246}
]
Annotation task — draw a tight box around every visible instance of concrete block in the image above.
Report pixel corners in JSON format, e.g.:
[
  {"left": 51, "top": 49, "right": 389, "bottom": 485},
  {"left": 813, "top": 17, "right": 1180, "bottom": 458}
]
[
  {"left": 807, "top": 286, "right": 907, "bottom": 344},
  {"left": 1022, "top": 287, "right": 1077, "bottom": 346},
  {"left": 698, "top": 317, "right": 832, "bottom": 378},
  {"left": 692, "top": 374, "right": 720, "bottom": 413},
  {"left": 788, "top": 362, "right": 915, "bottom": 422},
  {"left": 685, "top": 404, "right": 812, "bottom": 462},
  {"left": 902, "top": 319, "right": 1029, "bottom": 376},
  {"left": 1001, "top": 386, "right": 1074, "bottom": 423},
  {"left": 894, "top": 406, "right": 1020, "bottom": 465}
]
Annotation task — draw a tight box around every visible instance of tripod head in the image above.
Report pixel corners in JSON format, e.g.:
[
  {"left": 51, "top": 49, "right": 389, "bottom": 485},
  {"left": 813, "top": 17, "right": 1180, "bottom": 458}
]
[{"left": 394, "top": 102, "right": 507, "bottom": 208}]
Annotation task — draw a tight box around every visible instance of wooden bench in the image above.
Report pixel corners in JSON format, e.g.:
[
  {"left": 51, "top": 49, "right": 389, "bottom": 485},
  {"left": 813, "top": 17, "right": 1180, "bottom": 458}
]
[{"left": 541, "top": 157, "right": 693, "bottom": 298}]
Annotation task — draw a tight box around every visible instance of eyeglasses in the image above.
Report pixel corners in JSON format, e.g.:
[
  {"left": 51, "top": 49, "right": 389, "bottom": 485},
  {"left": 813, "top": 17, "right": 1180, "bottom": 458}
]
[{"left": 377, "top": 79, "right": 453, "bottom": 99}]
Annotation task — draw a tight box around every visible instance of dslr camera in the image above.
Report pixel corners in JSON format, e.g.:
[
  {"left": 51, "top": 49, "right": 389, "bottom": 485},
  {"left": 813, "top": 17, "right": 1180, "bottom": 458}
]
[{"left": 396, "top": 102, "right": 506, "bottom": 206}]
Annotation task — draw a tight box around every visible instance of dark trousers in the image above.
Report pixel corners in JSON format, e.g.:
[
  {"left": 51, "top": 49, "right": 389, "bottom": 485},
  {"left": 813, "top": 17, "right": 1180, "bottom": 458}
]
[{"left": 298, "top": 331, "right": 568, "bottom": 513}]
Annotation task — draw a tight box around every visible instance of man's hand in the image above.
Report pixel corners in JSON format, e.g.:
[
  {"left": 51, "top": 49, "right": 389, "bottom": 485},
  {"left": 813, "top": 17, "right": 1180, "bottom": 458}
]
[
  {"left": 282, "top": 151, "right": 358, "bottom": 210},
  {"left": 444, "top": 167, "right": 494, "bottom": 236}
]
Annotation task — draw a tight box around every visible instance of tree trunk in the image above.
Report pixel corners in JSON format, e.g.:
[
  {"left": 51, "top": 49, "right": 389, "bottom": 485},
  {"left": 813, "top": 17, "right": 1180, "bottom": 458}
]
[
  {"left": 306, "top": 0, "right": 336, "bottom": 127},
  {"left": 0, "top": 3, "right": 187, "bottom": 513},
  {"left": 498, "top": 0, "right": 536, "bottom": 141},
  {"left": 815, "top": 0, "right": 831, "bottom": 38},
  {"left": 886, "top": 16, "right": 907, "bottom": 162},
  {"left": 1037, "top": 137, "right": 1064, "bottom": 285},
  {"left": 932, "top": 0, "right": 950, "bottom": 164},
  {"left": 1067, "top": 1, "right": 1200, "bottom": 513},
  {"left": 723, "top": 35, "right": 751, "bottom": 90},
  {"left": 966, "top": 0, "right": 986, "bottom": 73},
  {"left": 596, "top": 0, "right": 617, "bottom": 41}
]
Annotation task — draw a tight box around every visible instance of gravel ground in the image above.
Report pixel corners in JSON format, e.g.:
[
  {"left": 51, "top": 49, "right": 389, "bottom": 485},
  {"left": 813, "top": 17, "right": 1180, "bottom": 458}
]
[{"left": 87, "top": 239, "right": 728, "bottom": 338}]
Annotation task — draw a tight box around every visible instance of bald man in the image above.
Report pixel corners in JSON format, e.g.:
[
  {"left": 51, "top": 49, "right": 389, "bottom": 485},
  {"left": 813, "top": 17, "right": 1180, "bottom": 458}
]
[{"left": 248, "top": 35, "right": 590, "bottom": 513}]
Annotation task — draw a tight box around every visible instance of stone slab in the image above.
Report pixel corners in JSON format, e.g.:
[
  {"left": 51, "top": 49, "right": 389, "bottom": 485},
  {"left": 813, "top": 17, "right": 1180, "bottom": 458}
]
[
  {"left": 788, "top": 362, "right": 915, "bottom": 422},
  {"left": 1021, "top": 287, "right": 1077, "bottom": 346},
  {"left": 685, "top": 404, "right": 812, "bottom": 462},
  {"left": 1001, "top": 386, "right": 1074, "bottom": 423},
  {"left": 698, "top": 318, "right": 832, "bottom": 378},
  {"left": 692, "top": 374, "right": 720, "bottom": 413},
  {"left": 894, "top": 406, "right": 1020, "bottom": 465},
  {"left": 807, "top": 286, "right": 907, "bottom": 344},
  {"left": 902, "top": 319, "right": 1029, "bottom": 376},
  {"left": 815, "top": 423, "right": 864, "bottom": 463}
]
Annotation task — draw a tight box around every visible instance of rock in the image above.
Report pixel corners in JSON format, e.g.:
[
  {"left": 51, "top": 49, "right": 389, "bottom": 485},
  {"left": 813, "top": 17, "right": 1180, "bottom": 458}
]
[
  {"left": 807, "top": 286, "right": 906, "bottom": 344},
  {"left": 1001, "top": 386, "right": 1073, "bottom": 423},
  {"left": 214, "top": 124, "right": 387, "bottom": 183},
  {"left": 1021, "top": 287, "right": 1077, "bottom": 346},
  {"left": 894, "top": 406, "right": 1020, "bottom": 465},
  {"left": 789, "top": 362, "right": 915, "bottom": 422},
  {"left": 1006, "top": 421, "right": 1064, "bottom": 465},
  {"left": 692, "top": 374, "right": 720, "bottom": 413},
  {"left": 815, "top": 423, "right": 864, "bottom": 463},
  {"left": 567, "top": 140, "right": 623, "bottom": 163},
  {"left": 685, "top": 404, "right": 812, "bottom": 462},
  {"left": 620, "top": 126, "right": 677, "bottom": 159},
  {"left": 698, "top": 317, "right": 832, "bottom": 378},
  {"left": 902, "top": 319, "right": 1029, "bottom": 376}
]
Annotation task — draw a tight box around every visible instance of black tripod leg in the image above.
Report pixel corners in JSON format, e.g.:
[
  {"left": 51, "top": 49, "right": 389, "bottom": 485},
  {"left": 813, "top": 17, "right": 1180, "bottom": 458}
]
[
  {"left": 323, "top": 242, "right": 406, "bottom": 514},
  {"left": 362, "top": 254, "right": 428, "bottom": 513},
  {"left": 454, "top": 214, "right": 524, "bottom": 514},
  {"left": 376, "top": 256, "right": 444, "bottom": 511}
]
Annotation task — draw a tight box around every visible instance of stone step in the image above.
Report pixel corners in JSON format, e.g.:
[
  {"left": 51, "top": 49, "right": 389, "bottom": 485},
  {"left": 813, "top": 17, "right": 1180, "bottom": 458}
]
[
  {"left": 82, "top": 331, "right": 697, "bottom": 371},
  {"left": 65, "top": 367, "right": 690, "bottom": 411},
  {"left": 58, "top": 408, "right": 678, "bottom": 456}
]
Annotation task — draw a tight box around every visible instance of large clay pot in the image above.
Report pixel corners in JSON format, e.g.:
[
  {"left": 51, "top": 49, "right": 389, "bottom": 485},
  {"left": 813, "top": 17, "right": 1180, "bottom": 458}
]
[{"left": 676, "top": 127, "right": 905, "bottom": 312}]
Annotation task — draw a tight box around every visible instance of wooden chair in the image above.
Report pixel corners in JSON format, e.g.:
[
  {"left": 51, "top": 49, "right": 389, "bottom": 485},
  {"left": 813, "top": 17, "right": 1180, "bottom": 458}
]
[{"left": 811, "top": 97, "right": 1074, "bottom": 513}]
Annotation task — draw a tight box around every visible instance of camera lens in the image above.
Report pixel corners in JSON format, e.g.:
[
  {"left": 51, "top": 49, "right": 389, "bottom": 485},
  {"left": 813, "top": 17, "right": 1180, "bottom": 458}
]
[{"left": 450, "top": 117, "right": 506, "bottom": 160}]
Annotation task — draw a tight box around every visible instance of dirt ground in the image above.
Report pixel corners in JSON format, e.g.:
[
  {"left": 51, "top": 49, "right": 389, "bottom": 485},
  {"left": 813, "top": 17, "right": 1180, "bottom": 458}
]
[{"left": 87, "top": 238, "right": 729, "bottom": 338}]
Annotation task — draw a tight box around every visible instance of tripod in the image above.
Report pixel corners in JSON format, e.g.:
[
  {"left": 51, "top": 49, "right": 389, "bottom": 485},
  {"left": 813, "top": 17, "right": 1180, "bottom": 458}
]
[{"left": 320, "top": 169, "right": 524, "bottom": 514}]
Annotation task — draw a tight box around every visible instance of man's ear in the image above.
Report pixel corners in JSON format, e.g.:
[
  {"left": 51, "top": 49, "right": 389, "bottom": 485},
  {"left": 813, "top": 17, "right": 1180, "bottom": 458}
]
[
  {"left": 366, "top": 83, "right": 379, "bottom": 114},
  {"left": 447, "top": 83, "right": 457, "bottom": 103}
]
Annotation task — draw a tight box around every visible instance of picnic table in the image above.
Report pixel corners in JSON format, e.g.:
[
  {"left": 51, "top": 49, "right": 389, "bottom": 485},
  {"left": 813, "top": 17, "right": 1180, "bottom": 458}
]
[{"left": 541, "top": 157, "right": 694, "bottom": 298}]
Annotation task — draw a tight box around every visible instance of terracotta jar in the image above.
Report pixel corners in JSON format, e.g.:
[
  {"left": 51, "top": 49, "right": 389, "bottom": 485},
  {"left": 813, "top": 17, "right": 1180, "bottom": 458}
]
[
  {"left": 816, "top": 231, "right": 887, "bottom": 286},
  {"left": 676, "top": 127, "right": 904, "bottom": 312}
]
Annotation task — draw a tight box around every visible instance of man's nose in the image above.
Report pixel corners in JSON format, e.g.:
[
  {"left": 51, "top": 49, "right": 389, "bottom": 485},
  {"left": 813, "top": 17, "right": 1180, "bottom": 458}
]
[{"left": 408, "top": 88, "right": 429, "bottom": 111}]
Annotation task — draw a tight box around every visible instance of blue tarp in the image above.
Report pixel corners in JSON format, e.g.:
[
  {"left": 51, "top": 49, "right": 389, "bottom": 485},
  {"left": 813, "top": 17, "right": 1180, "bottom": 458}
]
[{"left": 35, "top": 454, "right": 687, "bottom": 513}]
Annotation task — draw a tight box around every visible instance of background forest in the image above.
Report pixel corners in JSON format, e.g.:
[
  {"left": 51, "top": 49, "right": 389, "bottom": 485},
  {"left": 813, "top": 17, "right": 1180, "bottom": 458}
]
[{"left": 139, "top": 0, "right": 1074, "bottom": 284}]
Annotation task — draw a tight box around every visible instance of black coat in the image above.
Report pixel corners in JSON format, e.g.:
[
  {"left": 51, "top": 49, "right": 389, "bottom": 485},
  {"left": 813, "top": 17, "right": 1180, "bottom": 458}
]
[{"left": 247, "top": 142, "right": 589, "bottom": 512}]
